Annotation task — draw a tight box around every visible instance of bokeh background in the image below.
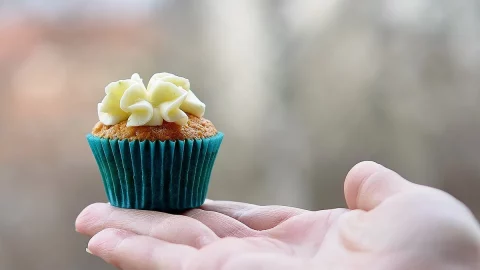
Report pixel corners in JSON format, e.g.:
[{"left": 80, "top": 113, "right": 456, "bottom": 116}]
[{"left": 1, "top": 0, "right": 480, "bottom": 269}]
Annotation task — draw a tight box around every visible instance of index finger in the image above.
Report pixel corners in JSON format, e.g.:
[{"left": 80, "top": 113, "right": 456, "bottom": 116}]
[{"left": 76, "top": 203, "right": 218, "bottom": 248}]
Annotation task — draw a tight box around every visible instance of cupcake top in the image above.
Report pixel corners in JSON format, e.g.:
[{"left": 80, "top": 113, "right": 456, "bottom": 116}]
[
  {"left": 93, "top": 73, "right": 217, "bottom": 141},
  {"left": 98, "top": 73, "right": 205, "bottom": 127}
]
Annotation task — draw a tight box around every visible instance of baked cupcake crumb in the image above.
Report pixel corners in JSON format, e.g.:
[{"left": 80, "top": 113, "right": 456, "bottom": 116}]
[{"left": 92, "top": 114, "right": 217, "bottom": 141}]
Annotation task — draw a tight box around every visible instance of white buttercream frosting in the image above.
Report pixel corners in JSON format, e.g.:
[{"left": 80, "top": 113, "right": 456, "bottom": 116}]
[{"left": 97, "top": 73, "right": 205, "bottom": 126}]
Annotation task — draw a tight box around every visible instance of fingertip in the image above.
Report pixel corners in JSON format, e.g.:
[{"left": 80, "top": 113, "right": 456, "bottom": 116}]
[
  {"left": 88, "top": 228, "right": 135, "bottom": 258},
  {"left": 345, "top": 161, "right": 383, "bottom": 185},
  {"left": 344, "top": 161, "right": 384, "bottom": 209},
  {"left": 75, "top": 203, "right": 112, "bottom": 235},
  {"left": 344, "top": 161, "right": 415, "bottom": 211}
]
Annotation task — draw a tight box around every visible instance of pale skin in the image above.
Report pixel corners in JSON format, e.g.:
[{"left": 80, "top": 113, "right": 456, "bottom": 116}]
[{"left": 76, "top": 161, "right": 480, "bottom": 270}]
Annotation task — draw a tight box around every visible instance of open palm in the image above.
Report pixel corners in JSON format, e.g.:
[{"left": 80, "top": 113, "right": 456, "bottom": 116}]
[{"left": 76, "top": 162, "right": 480, "bottom": 270}]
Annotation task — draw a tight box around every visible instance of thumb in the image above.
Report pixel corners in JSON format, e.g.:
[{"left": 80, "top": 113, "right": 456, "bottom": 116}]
[{"left": 344, "top": 161, "right": 417, "bottom": 211}]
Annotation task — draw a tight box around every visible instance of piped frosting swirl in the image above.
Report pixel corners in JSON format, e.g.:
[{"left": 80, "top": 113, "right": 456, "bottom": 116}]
[{"left": 98, "top": 73, "right": 205, "bottom": 126}]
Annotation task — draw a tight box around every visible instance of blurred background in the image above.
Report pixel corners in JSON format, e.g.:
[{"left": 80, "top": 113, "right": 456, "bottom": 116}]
[{"left": 1, "top": 0, "right": 480, "bottom": 269}]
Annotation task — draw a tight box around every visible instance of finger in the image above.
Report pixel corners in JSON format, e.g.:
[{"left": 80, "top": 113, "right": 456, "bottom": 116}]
[
  {"left": 76, "top": 203, "right": 218, "bottom": 248},
  {"left": 88, "top": 228, "right": 196, "bottom": 270},
  {"left": 184, "top": 209, "right": 259, "bottom": 238},
  {"left": 201, "top": 200, "right": 309, "bottom": 231},
  {"left": 344, "top": 161, "right": 417, "bottom": 211}
]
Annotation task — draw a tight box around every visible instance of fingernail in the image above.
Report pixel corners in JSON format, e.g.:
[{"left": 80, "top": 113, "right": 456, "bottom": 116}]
[
  {"left": 86, "top": 248, "right": 92, "bottom": 255},
  {"left": 204, "top": 199, "right": 214, "bottom": 203}
]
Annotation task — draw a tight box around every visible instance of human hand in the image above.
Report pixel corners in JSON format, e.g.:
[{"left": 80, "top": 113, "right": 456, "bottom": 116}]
[{"left": 76, "top": 161, "right": 480, "bottom": 270}]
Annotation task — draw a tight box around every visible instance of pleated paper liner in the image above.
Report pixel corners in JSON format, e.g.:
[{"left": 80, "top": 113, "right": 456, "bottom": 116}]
[{"left": 87, "top": 132, "right": 223, "bottom": 212}]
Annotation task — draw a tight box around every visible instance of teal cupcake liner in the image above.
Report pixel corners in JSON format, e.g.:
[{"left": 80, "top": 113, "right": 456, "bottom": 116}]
[{"left": 86, "top": 132, "right": 223, "bottom": 212}]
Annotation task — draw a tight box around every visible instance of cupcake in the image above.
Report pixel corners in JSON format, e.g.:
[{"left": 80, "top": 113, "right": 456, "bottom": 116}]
[{"left": 86, "top": 73, "right": 223, "bottom": 212}]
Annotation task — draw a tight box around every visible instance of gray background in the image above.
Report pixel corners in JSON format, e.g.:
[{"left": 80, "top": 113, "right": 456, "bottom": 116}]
[{"left": 0, "top": 0, "right": 479, "bottom": 269}]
